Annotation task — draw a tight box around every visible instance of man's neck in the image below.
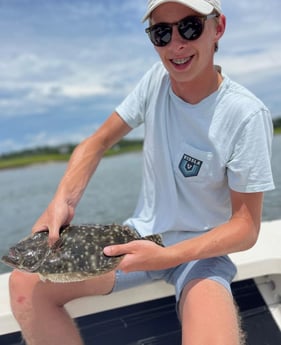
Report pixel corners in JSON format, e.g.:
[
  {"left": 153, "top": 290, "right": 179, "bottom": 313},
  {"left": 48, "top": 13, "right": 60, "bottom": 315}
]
[{"left": 171, "top": 66, "right": 223, "bottom": 104}]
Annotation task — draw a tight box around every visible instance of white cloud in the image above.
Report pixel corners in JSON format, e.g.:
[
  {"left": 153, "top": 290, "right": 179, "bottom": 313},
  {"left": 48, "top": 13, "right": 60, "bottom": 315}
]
[
  {"left": 0, "top": 51, "right": 121, "bottom": 117},
  {"left": 0, "top": 123, "right": 101, "bottom": 154},
  {"left": 215, "top": 0, "right": 281, "bottom": 116},
  {"left": 217, "top": 47, "right": 281, "bottom": 80},
  {"left": 0, "top": 0, "right": 280, "bottom": 154}
]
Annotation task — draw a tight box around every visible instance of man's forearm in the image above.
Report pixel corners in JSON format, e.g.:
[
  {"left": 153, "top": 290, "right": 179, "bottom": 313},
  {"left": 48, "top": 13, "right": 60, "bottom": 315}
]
[{"left": 54, "top": 135, "right": 107, "bottom": 209}]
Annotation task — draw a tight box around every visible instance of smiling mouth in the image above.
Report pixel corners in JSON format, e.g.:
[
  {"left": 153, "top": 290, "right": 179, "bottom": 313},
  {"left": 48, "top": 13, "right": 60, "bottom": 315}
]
[{"left": 171, "top": 56, "right": 193, "bottom": 65}]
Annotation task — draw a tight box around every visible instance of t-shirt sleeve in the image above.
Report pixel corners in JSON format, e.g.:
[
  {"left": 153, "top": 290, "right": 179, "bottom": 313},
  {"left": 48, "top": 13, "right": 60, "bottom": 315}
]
[
  {"left": 115, "top": 67, "right": 154, "bottom": 128},
  {"left": 227, "top": 108, "right": 275, "bottom": 192},
  {"left": 116, "top": 62, "right": 166, "bottom": 129},
  {"left": 116, "top": 83, "right": 145, "bottom": 129}
]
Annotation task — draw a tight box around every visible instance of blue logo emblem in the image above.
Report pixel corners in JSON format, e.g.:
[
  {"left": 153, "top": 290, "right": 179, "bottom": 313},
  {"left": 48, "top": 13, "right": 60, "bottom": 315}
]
[{"left": 179, "top": 154, "right": 203, "bottom": 178}]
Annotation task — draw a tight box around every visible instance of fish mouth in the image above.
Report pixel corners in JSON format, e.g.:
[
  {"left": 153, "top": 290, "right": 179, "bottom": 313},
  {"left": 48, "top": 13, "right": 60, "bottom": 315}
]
[
  {"left": 1, "top": 247, "right": 22, "bottom": 268},
  {"left": 1, "top": 248, "right": 40, "bottom": 272}
]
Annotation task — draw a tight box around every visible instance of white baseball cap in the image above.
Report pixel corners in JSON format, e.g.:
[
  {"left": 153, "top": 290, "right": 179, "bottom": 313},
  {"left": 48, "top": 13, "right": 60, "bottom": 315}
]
[{"left": 142, "top": 0, "right": 222, "bottom": 22}]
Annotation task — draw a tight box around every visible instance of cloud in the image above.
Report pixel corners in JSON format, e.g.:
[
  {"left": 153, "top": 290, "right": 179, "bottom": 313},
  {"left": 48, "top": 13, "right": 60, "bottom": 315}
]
[
  {"left": 0, "top": 51, "right": 126, "bottom": 118},
  {"left": 0, "top": 0, "right": 153, "bottom": 120},
  {"left": 24, "top": 126, "right": 94, "bottom": 148},
  {"left": 0, "top": 121, "right": 102, "bottom": 154},
  {"left": 216, "top": 0, "right": 281, "bottom": 116},
  {"left": 0, "top": 0, "right": 280, "bottom": 154}
]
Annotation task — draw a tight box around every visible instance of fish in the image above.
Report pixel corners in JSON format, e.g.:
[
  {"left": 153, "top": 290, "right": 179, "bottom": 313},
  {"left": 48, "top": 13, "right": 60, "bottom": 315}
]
[{"left": 1, "top": 224, "right": 163, "bottom": 283}]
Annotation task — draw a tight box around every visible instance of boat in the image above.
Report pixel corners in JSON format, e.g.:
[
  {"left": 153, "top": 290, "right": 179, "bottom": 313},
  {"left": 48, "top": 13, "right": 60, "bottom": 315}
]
[{"left": 0, "top": 219, "right": 281, "bottom": 344}]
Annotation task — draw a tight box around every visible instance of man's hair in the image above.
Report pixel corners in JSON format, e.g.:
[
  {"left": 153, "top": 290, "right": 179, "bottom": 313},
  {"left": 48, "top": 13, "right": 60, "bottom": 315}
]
[
  {"left": 214, "top": 10, "right": 221, "bottom": 53},
  {"left": 215, "top": 42, "right": 219, "bottom": 52}
]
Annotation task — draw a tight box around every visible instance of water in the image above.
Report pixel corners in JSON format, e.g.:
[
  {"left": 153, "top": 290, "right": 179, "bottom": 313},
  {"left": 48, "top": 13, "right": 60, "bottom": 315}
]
[
  {"left": 0, "top": 136, "right": 280, "bottom": 274},
  {"left": 263, "top": 135, "right": 281, "bottom": 220},
  {"left": 0, "top": 153, "right": 143, "bottom": 273}
]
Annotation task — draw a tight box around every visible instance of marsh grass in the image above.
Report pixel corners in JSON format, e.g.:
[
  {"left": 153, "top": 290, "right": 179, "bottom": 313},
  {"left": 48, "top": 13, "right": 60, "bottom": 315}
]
[{"left": 0, "top": 141, "right": 143, "bottom": 170}]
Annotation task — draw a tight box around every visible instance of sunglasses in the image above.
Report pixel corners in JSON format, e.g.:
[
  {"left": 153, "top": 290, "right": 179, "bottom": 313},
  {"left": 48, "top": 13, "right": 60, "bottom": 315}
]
[{"left": 145, "top": 14, "right": 218, "bottom": 47}]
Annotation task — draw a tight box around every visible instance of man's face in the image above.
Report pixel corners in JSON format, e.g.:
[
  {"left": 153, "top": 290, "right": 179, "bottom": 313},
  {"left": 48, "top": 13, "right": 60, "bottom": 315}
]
[{"left": 149, "top": 3, "right": 225, "bottom": 87}]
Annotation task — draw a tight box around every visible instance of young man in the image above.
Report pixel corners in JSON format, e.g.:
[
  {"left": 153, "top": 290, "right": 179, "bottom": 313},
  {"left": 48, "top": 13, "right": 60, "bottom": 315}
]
[{"left": 9, "top": 1, "right": 274, "bottom": 344}]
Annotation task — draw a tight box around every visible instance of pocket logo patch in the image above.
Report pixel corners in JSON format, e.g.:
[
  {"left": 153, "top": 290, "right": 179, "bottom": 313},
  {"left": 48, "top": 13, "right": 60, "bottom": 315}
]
[{"left": 179, "top": 154, "right": 203, "bottom": 178}]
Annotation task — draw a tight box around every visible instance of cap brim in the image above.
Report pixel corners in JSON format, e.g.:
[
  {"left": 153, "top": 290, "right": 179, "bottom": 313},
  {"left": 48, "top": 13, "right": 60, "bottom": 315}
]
[{"left": 142, "top": 0, "right": 214, "bottom": 22}]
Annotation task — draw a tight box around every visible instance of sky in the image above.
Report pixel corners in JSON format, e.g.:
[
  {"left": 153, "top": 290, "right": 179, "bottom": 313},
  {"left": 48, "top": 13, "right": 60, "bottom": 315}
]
[{"left": 0, "top": 0, "right": 280, "bottom": 154}]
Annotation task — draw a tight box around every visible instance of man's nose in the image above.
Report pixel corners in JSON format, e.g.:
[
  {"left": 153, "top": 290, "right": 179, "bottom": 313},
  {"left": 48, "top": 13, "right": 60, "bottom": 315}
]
[{"left": 169, "top": 26, "right": 189, "bottom": 51}]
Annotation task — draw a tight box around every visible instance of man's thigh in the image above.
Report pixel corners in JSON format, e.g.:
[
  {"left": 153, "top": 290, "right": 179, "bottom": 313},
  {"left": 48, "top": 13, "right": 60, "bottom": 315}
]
[{"left": 10, "top": 269, "right": 116, "bottom": 307}]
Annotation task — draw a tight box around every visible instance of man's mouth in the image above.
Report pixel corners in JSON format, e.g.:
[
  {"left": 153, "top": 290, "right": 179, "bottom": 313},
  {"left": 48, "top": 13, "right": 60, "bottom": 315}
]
[{"left": 171, "top": 56, "right": 193, "bottom": 65}]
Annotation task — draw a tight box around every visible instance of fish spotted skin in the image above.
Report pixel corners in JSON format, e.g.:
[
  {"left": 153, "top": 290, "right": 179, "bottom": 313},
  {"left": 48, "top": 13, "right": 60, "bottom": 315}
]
[{"left": 1, "top": 224, "right": 163, "bottom": 283}]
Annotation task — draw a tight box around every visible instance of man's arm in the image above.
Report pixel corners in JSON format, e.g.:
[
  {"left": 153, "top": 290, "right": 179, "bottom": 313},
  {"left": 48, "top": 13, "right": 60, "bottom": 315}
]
[
  {"left": 104, "top": 190, "right": 264, "bottom": 272},
  {"left": 175, "top": 190, "right": 263, "bottom": 261},
  {"left": 32, "top": 111, "right": 132, "bottom": 244}
]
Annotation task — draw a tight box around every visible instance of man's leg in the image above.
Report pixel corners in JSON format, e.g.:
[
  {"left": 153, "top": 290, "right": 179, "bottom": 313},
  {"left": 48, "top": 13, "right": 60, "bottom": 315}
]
[
  {"left": 179, "top": 279, "right": 244, "bottom": 345},
  {"left": 9, "top": 270, "right": 115, "bottom": 345}
]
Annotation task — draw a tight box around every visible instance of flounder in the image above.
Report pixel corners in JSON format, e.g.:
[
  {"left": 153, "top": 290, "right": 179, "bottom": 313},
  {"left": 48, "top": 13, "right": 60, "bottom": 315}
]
[{"left": 1, "top": 224, "right": 163, "bottom": 283}]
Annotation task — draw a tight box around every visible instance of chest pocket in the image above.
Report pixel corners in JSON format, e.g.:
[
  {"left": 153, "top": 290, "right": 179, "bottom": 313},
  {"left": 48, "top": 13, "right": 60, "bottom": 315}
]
[{"left": 174, "top": 143, "right": 214, "bottom": 183}]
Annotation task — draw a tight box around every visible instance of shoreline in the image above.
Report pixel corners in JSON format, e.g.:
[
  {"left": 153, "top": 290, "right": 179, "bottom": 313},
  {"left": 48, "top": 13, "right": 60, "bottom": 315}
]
[
  {"left": 0, "top": 143, "right": 143, "bottom": 171},
  {"left": 1, "top": 132, "right": 280, "bottom": 171}
]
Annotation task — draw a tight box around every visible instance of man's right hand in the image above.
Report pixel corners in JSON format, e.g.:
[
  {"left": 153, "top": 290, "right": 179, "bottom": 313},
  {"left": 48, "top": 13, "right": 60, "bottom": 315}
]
[{"left": 32, "top": 198, "right": 75, "bottom": 246}]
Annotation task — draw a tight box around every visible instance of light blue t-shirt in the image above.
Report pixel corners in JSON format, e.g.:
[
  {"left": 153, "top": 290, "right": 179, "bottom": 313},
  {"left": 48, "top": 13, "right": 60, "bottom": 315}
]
[{"left": 116, "top": 62, "right": 275, "bottom": 245}]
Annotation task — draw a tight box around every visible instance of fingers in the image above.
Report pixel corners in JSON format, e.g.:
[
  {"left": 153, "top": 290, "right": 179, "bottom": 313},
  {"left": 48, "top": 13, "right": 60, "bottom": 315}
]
[
  {"left": 103, "top": 243, "right": 130, "bottom": 257},
  {"left": 104, "top": 241, "right": 165, "bottom": 273},
  {"left": 47, "top": 224, "right": 62, "bottom": 246},
  {"left": 31, "top": 201, "right": 75, "bottom": 246},
  {"left": 31, "top": 216, "right": 49, "bottom": 235},
  {"left": 104, "top": 240, "right": 159, "bottom": 257},
  {"left": 32, "top": 217, "right": 60, "bottom": 246}
]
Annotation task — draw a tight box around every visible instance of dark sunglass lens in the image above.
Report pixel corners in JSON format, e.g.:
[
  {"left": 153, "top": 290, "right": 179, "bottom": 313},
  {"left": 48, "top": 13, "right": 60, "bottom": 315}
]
[
  {"left": 179, "top": 16, "right": 203, "bottom": 41},
  {"left": 149, "top": 25, "right": 172, "bottom": 46}
]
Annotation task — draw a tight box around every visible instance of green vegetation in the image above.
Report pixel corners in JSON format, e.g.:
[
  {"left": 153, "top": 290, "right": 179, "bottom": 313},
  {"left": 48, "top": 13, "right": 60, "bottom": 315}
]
[
  {"left": 0, "top": 140, "right": 143, "bottom": 170},
  {"left": 1, "top": 116, "right": 281, "bottom": 170},
  {"left": 273, "top": 117, "right": 281, "bottom": 134}
]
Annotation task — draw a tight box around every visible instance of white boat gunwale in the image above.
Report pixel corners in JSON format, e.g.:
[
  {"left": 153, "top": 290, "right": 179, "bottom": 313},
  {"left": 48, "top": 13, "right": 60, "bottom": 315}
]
[{"left": 0, "top": 219, "right": 281, "bottom": 336}]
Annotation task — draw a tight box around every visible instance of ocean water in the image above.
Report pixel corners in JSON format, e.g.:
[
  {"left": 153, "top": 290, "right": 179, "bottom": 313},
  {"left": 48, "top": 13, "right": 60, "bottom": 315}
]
[{"left": 0, "top": 136, "right": 280, "bottom": 274}]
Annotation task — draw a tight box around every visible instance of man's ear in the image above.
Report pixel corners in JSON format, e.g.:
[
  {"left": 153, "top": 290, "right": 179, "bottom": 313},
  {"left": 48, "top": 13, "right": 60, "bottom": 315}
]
[{"left": 216, "top": 14, "right": 226, "bottom": 40}]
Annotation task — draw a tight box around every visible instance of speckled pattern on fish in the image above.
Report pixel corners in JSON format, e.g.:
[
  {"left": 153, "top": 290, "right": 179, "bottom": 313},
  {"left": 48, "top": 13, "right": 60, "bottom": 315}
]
[{"left": 1, "top": 224, "right": 163, "bottom": 283}]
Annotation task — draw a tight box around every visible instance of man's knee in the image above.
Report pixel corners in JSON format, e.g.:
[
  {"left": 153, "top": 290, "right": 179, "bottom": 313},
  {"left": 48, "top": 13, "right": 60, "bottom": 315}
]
[
  {"left": 10, "top": 270, "right": 38, "bottom": 295},
  {"left": 9, "top": 270, "right": 37, "bottom": 321}
]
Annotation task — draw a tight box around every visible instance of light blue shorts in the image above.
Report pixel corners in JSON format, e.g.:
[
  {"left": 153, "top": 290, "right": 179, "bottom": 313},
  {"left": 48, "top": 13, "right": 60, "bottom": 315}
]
[{"left": 112, "top": 255, "right": 237, "bottom": 303}]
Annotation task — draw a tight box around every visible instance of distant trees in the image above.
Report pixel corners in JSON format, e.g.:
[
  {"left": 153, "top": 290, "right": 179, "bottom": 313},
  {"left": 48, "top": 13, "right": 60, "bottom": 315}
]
[
  {"left": 273, "top": 117, "right": 281, "bottom": 130},
  {"left": 0, "top": 144, "right": 76, "bottom": 159},
  {"left": 0, "top": 140, "right": 143, "bottom": 160}
]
